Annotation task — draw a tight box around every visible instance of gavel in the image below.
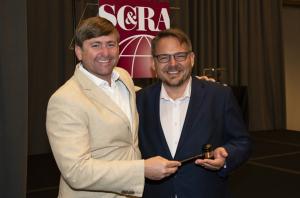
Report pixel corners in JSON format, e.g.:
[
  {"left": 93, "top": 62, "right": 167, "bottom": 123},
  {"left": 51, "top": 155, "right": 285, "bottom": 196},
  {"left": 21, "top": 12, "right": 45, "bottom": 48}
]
[{"left": 180, "top": 144, "right": 214, "bottom": 164}]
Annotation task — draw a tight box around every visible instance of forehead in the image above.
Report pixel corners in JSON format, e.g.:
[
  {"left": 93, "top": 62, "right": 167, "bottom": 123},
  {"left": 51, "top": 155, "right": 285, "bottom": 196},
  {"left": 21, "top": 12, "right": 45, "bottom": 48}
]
[
  {"left": 83, "top": 33, "right": 118, "bottom": 45},
  {"left": 155, "top": 36, "right": 188, "bottom": 53}
]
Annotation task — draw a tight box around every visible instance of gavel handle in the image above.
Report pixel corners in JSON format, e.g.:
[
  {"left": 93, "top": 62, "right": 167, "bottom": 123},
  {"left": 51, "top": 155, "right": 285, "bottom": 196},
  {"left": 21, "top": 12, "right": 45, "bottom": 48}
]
[{"left": 180, "top": 153, "right": 205, "bottom": 163}]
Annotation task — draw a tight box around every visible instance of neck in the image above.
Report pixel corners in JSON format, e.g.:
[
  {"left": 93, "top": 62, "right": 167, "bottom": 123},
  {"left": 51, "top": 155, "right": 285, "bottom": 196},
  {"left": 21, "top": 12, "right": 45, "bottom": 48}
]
[
  {"left": 163, "top": 78, "right": 190, "bottom": 100},
  {"left": 82, "top": 64, "right": 112, "bottom": 86}
]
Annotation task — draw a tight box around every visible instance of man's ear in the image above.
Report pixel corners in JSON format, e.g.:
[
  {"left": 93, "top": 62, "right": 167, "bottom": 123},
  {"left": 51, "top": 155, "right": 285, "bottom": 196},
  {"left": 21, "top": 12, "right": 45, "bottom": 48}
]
[
  {"left": 190, "top": 52, "right": 195, "bottom": 67},
  {"left": 151, "top": 58, "right": 156, "bottom": 71},
  {"left": 150, "top": 58, "right": 158, "bottom": 78},
  {"left": 75, "top": 45, "right": 82, "bottom": 61}
]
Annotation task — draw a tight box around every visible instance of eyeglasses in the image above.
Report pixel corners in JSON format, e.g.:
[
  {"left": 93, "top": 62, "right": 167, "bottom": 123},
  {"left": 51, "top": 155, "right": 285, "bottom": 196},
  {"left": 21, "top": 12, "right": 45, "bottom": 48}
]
[{"left": 154, "top": 51, "right": 192, "bottom": 63}]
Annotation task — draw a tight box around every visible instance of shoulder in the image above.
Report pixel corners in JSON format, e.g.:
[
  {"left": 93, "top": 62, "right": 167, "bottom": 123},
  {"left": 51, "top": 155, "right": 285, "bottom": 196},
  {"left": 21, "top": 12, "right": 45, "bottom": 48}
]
[
  {"left": 136, "top": 82, "right": 161, "bottom": 98},
  {"left": 136, "top": 82, "right": 161, "bottom": 111},
  {"left": 192, "top": 77, "right": 231, "bottom": 94},
  {"left": 48, "top": 76, "right": 83, "bottom": 107}
]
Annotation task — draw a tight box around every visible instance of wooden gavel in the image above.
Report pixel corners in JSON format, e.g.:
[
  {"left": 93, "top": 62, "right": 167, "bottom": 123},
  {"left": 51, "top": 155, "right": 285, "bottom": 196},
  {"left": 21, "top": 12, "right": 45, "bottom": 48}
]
[{"left": 180, "top": 144, "right": 214, "bottom": 163}]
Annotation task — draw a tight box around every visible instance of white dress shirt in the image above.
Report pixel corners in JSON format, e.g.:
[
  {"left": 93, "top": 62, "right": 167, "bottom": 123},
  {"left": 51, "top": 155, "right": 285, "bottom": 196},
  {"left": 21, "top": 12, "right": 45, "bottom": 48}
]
[
  {"left": 79, "top": 64, "right": 132, "bottom": 129},
  {"left": 160, "top": 78, "right": 191, "bottom": 157}
]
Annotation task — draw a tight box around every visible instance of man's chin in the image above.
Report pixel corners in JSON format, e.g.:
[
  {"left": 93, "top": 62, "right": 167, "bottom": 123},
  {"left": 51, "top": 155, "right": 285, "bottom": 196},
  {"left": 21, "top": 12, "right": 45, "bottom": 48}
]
[{"left": 163, "top": 79, "right": 184, "bottom": 87}]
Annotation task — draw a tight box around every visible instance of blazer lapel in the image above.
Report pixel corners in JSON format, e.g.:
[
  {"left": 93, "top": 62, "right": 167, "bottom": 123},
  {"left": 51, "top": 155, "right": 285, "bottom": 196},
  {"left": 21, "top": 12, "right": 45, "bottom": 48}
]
[
  {"left": 74, "top": 66, "right": 131, "bottom": 130},
  {"left": 175, "top": 77, "right": 206, "bottom": 157},
  {"left": 117, "top": 69, "right": 138, "bottom": 134},
  {"left": 153, "top": 83, "right": 174, "bottom": 159}
]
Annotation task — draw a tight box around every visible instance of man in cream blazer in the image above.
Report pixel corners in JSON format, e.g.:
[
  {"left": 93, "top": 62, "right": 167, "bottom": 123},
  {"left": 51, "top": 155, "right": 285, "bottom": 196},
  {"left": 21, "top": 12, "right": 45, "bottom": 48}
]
[{"left": 46, "top": 16, "right": 180, "bottom": 198}]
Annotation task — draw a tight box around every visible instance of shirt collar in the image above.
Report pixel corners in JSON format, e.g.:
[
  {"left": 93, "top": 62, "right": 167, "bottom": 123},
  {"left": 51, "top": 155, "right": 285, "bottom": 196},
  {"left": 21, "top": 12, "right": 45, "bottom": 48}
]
[
  {"left": 160, "top": 77, "right": 192, "bottom": 102},
  {"left": 79, "top": 63, "right": 120, "bottom": 87}
]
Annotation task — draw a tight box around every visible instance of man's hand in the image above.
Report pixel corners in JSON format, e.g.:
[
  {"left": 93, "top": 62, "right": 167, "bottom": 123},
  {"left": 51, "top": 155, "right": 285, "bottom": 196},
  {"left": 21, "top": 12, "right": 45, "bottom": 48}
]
[
  {"left": 196, "top": 76, "right": 216, "bottom": 82},
  {"left": 195, "top": 147, "right": 228, "bottom": 170},
  {"left": 144, "top": 156, "right": 181, "bottom": 180}
]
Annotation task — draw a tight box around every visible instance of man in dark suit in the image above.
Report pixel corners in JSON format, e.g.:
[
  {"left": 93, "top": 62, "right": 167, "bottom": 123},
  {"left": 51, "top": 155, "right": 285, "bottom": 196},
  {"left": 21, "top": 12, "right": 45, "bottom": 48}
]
[{"left": 136, "top": 28, "right": 252, "bottom": 198}]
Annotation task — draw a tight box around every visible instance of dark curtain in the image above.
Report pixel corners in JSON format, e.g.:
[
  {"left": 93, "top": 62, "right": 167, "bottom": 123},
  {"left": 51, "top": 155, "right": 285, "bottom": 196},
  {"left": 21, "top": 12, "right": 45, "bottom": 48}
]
[
  {"left": 0, "top": 0, "right": 28, "bottom": 197},
  {"left": 170, "top": 0, "right": 286, "bottom": 131},
  {"left": 27, "top": 0, "right": 74, "bottom": 154}
]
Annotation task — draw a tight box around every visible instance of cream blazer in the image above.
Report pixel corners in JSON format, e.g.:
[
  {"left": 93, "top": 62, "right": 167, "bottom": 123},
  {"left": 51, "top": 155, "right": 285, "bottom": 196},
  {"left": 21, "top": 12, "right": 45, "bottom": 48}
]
[{"left": 46, "top": 65, "right": 144, "bottom": 198}]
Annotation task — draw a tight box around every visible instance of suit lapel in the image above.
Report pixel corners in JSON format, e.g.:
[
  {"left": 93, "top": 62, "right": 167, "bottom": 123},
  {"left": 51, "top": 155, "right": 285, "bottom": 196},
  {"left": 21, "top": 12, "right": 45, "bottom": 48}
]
[
  {"left": 175, "top": 77, "right": 206, "bottom": 157},
  {"left": 153, "top": 83, "right": 174, "bottom": 159},
  {"left": 117, "top": 68, "right": 138, "bottom": 134},
  {"left": 74, "top": 66, "right": 132, "bottom": 130}
]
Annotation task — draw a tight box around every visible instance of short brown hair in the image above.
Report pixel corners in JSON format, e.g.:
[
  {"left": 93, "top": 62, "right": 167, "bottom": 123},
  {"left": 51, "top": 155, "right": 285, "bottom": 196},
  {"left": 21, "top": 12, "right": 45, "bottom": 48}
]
[
  {"left": 151, "top": 28, "right": 192, "bottom": 56},
  {"left": 74, "top": 16, "right": 120, "bottom": 47}
]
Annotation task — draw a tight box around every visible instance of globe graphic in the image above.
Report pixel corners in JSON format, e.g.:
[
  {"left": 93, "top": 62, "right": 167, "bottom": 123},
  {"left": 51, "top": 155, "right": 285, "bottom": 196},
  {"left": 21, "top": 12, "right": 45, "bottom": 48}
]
[{"left": 119, "top": 34, "right": 155, "bottom": 78}]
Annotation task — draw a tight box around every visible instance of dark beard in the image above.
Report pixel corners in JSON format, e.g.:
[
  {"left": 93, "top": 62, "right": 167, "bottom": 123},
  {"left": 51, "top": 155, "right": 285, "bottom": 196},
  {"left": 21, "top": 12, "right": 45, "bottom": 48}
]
[
  {"left": 162, "top": 70, "right": 191, "bottom": 87},
  {"left": 160, "top": 63, "right": 192, "bottom": 87},
  {"left": 163, "top": 77, "right": 185, "bottom": 87}
]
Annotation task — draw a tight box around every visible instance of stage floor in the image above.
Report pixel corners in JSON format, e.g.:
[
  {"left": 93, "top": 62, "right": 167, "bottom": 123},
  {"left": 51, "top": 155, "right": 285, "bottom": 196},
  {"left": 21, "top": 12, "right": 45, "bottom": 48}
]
[{"left": 27, "top": 130, "right": 300, "bottom": 198}]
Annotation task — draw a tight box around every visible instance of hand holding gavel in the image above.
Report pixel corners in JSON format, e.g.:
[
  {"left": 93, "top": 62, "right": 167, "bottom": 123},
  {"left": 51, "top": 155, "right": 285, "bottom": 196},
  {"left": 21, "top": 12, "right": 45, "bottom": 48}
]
[
  {"left": 180, "top": 144, "right": 228, "bottom": 171},
  {"left": 180, "top": 144, "right": 214, "bottom": 163},
  {"left": 195, "top": 146, "right": 228, "bottom": 170}
]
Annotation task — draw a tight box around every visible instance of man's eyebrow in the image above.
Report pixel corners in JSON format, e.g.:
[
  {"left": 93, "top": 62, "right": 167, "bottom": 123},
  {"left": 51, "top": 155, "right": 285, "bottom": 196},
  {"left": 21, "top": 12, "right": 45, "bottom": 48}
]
[{"left": 87, "top": 41, "right": 100, "bottom": 45}]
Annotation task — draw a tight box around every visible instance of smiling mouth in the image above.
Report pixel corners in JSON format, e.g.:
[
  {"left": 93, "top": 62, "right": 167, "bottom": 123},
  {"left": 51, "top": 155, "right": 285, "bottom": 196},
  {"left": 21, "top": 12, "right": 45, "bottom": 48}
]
[
  {"left": 166, "top": 68, "right": 182, "bottom": 76},
  {"left": 97, "top": 59, "right": 110, "bottom": 63},
  {"left": 167, "top": 70, "right": 179, "bottom": 74}
]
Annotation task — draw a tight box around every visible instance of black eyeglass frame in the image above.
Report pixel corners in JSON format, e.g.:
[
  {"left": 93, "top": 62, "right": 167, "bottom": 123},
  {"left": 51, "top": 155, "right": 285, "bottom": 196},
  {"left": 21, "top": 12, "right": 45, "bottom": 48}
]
[{"left": 153, "top": 51, "right": 192, "bottom": 63}]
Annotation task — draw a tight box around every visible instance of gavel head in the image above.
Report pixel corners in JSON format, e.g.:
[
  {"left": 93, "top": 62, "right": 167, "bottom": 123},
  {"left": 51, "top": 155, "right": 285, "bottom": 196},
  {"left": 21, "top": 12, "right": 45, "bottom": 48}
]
[{"left": 202, "top": 144, "right": 214, "bottom": 159}]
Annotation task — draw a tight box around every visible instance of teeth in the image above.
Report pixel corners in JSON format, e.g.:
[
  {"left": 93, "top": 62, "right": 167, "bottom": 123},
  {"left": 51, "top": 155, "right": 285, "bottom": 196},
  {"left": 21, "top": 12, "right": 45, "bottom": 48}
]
[
  {"left": 97, "top": 60, "right": 109, "bottom": 63},
  {"left": 168, "top": 71, "right": 179, "bottom": 74}
]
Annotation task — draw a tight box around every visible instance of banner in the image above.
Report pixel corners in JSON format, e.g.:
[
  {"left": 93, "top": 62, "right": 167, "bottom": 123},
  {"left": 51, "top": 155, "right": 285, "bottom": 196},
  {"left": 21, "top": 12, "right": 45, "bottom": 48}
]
[{"left": 99, "top": 0, "right": 170, "bottom": 78}]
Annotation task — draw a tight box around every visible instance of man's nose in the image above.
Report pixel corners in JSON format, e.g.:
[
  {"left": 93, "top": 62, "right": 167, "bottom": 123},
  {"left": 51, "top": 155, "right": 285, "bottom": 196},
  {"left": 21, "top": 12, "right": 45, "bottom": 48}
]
[
  {"left": 169, "top": 55, "right": 177, "bottom": 65},
  {"left": 97, "top": 46, "right": 109, "bottom": 56}
]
